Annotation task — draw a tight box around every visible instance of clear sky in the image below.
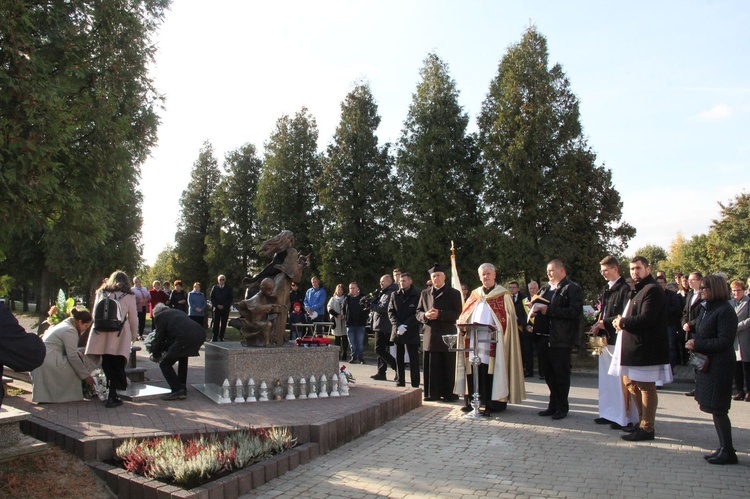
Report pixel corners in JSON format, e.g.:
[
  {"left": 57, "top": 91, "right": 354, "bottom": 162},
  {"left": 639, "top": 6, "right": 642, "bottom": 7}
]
[{"left": 139, "top": 0, "right": 749, "bottom": 266}]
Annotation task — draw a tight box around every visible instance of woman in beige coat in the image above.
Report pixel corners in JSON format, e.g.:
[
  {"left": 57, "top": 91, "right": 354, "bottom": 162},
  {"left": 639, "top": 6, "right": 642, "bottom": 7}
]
[
  {"left": 85, "top": 270, "right": 138, "bottom": 408},
  {"left": 32, "top": 308, "right": 95, "bottom": 403}
]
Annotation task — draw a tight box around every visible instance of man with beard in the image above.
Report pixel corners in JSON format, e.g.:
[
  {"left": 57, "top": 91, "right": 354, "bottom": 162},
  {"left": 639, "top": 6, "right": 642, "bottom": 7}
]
[
  {"left": 455, "top": 263, "right": 526, "bottom": 415},
  {"left": 611, "top": 256, "right": 672, "bottom": 441},
  {"left": 416, "top": 263, "right": 462, "bottom": 402}
]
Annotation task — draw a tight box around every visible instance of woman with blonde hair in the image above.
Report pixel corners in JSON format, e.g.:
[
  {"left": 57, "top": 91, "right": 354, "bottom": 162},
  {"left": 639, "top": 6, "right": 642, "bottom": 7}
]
[
  {"left": 327, "top": 284, "right": 349, "bottom": 360},
  {"left": 32, "top": 308, "right": 95, "bottom": 403}
]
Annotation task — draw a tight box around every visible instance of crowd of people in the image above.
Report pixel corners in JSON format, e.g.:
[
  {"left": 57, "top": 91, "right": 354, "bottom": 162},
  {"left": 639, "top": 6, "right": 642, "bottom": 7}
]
[{"left": 4, "top": 256, "right": 747, "bottom": 468}]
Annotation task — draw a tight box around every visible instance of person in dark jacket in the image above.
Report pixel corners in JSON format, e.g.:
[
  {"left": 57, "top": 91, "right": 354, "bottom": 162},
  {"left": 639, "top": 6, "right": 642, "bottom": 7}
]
[
  {"left": 686, "top": 274, "right": 739, "bottom": 465},
  {"left": 209, "top": 274, "right": 233, "bottom": 342},
  {"left": 508, "top": 281, "right": 531, "bottom": 377},
  {"left": 0, "top": 302, "right": 46, "bottom": 408},
  {"left": 343, "top": 282, "right": 368, "bottom": 364},
  {"left": 590, "top": 255, "right": 638, "bottom": 430},
  {"left": 611, "top": 256, "right": 671, "bottom": 442},
  {"left": 388, "top": 273, "right": 421, "bottom": 388},
  {"left": 657, "top": 275, "right": 683, "bottom": 367},
  {"left": 416, "top": 263, "right": 463, "bottom": 402},
  {"left": 167, "top": 280, "right": 188, "bottom": 313},
  {"left": 151, "top": 304, "right": 206, "bottom": 400},
  {"left": 371, "top": 275, "right": 398, "bottom": 381},
  {"left": 533, "top": 259, "right": 583, "bottom": 420}
]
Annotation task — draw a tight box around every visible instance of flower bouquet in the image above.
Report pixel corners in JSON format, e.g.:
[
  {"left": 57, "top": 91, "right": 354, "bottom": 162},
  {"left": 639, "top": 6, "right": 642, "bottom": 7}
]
[
  {"left": 340, "top": 364, "right": 355, "bottom": 384},
  {"left": 47, "top": 289, "right": 76, "bottom": 326}
]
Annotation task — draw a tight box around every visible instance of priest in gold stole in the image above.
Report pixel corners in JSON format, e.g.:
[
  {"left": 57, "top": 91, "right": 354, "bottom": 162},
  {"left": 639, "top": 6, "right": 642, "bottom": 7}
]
[{"left": 455, "top": 263, "right": 526, "bottom": 415}]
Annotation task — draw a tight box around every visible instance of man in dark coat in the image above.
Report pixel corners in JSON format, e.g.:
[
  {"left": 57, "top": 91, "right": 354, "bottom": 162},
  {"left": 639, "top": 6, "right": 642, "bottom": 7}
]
[
  {"left": 0, "top": 302, "right": 45, "bottom": 408},
  {"left": 151, "top": 304, "right": 206, "bottom": 400},
  {"left": 533, "top": 259, "right": 583, "bottom": 420},
  {"left": 371, "top": 275, "right": 398, "bottom": 381},
  {"left": 612, "top": 256, "right": 671, "bottom": 442},
  {"left": 210, "top": 274, "right": 233, "bottom": 342},
  {"left": 508, "top": 281, "right": 531, "bottom": 377},
  {"left": 388, "top": 273, "right": 421, "bottom": 388},
  {"left": 416, "top": 263, "right": 462, "bottom": 402}
]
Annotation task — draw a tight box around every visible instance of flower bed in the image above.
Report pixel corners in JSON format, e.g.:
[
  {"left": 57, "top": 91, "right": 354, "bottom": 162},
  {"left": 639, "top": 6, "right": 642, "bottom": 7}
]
[{"left": 114, "top": 427, "right": 295, "bottom": 489}]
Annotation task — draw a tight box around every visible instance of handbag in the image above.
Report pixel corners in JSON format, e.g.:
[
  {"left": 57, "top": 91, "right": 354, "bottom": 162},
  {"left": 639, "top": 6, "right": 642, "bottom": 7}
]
[{"left": 689, "top": 352, "right": 710, "bottom": 373}]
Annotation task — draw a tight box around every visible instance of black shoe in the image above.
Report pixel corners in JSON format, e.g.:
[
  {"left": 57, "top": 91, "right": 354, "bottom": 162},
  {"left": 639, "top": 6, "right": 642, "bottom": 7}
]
[
  {"left": 594, "top": 417, "right": 613, "bottom": 425},
  {"left": 479, "top": 409, "right": 494, "bottom": 417},
  {"left": 538, "top": 375, "right": 545, "bottom": 380},
  {"left": 359, "top": 358, "right": 365, "bottom": 364},
  {"left": 707, "top": 448, "right": 738, "bottom": 465},
  {"left": 370, "top": 373, "right": 387, "bottom": 380},
  {"left": 609, "top": 422, "right": 624, "bottom": 430},
  {"left": 732, "top": 392, "right": 745, "bottom": 401},
  {"left": 395, "top": 383, "right": 406, "bottom": 387},
  {"left": 524, "top": 372, "right": 533, "bottom": 378},
  {"left": 538, "top": 409, "right": 555, "bottom": 417},
  {"left": 423, "top": 397, "right": 438, "bottom": 401},
  {"left": 460, "top": 406, "right": 473, "bottom": 413},
  {"left": 704, "top": 448, "right": 722, "bottom": 460},
  {"left": 685, "top": 390, "right": 695, "bottom": 396},
  {"left": 105, "top": 398, "right": 123, "bottom": 408},
  {"left": 621, "top": 428, "right": 655, "bottom": 441},
  {"left": 163, "top": 389, "right": 187, "bottom": 401},
  {"left": 551, "top": 411, "right": 568, "bottom": 420},
  {"left": 349, "top": 357, "right": 356, "bottom": 363},
  {"left": 621, "top": 423, "right": 639, "bottom": 433}
]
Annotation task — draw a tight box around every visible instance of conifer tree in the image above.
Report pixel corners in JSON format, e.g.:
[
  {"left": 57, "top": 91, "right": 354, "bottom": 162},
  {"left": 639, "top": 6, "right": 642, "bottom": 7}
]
[
  {"left": 396, "top": 53, "right": 481, "bottom": 280},
  {"left": 317, "top": 82, "right": 395, "bottom": 288},
  {"left": 478, "top": 27, "right": 634, "bottom": 291},
  {"left": 174, "top": 141, "right": 221, "bottom": 288}
]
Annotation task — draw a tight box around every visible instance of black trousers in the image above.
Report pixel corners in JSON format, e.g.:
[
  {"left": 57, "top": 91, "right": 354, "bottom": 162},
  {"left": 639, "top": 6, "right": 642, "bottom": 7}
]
[
  {"left": 423, "top": 350, "right": 455, "bottom": 400},
  {"left": 375, "top": 330, "right": 396, "bottom": 375},
  {"left": 396, "top": 343, "right": 420, "bottom": 387},
  {"left": 101, "top": 354, "right": 128, "bottom": 391},
  {"left": 160, "top": 356, "right": 189, "bottom": 392},
  {"left": 520, "top": 331, "right": 534, "bottom": 376},
  {"left": 539, "top": 343, "right": 571, "bottom": 414},
  {"left": 212, "top": 308, "right": 230, "bottom": 340},
  {"left": 334, "top": 335, "right": 350, "bottom": 360},
  {"left": 735, "top": 361, "right": 750, "bottom": 393},
  {"left": 137, "top": 309, "right": 147, "bottom": 336},
  {"left": 463, "top": 362, "right": 506, "bottom": 411}
]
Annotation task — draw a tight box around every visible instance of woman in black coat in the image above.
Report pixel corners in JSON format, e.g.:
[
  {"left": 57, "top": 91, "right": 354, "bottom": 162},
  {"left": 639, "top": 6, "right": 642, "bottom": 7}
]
[{"left": 686, "top": 274, "right": 738, "bottom": 465}]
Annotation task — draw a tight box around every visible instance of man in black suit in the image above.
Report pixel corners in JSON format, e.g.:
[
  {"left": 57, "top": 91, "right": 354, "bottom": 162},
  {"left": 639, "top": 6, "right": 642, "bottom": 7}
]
[
  {"left": 210, "top": 274, "right": 233, "bottom": 342},
  {"left": 533, "top": 259, "right": 583, "bottom": 420},
  {"left": 681, "top": 271, "right": 703, "bottom": 395},
  {"left": 612, "top": 256, "right": 671, "bottom": 442},
  {"left": 416, "top": 263, "right": 463, "bottom": 402}
]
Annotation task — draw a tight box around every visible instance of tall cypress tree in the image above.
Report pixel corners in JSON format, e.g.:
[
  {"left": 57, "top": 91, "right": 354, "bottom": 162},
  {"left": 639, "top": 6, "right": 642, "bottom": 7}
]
[
  {"left": 206, "top": 143, "right": 263, "bottom": 282},
  {"left": 478, "top": 27, "right": 634, "bottom": 291},
  {"left": 255, "top": 108, "right": 321, "bottom": 271},
  {"left": 174, "top": 141, "right": 221, "bottom": 289},
  {"left": 317, "top": 82, "right": 395, "bottom": 289},
  {"left": 396, "top": 53, "right": 481, "bottom": 280}
]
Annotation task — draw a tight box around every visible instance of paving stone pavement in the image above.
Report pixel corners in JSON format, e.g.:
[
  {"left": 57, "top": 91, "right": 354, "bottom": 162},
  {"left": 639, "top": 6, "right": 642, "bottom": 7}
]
[{"left": 249, "top": 363, "right": 750, "bottom": 499}]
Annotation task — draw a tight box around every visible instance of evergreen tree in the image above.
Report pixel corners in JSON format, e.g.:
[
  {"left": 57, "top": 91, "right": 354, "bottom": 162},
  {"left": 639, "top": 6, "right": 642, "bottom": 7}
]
[
  {"left": 395, "top": 53, "right": 481, "bottom": 282},
  {"left": 317, "top": 82, "right": 395, "bottom": 288},
  {"left": 706, "top": 193, "right": 750, "bottom": 280},
  {"left": 478, "top": 27, "right": 634, "bottom": 293},
  {"left": 255, "top": 108, "right": 321, "bottom": 271},
  {"left": 174, "top": 141, "right": 221, "bottom": 289},
  {"left": 207, "top": 144, "right": 263, "bottom": 283}
]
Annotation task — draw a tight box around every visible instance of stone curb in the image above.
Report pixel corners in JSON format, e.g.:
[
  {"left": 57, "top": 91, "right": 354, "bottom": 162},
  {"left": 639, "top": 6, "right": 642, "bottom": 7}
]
[{"left": 25, "top": 387, "right": 422, "bottom": 498}]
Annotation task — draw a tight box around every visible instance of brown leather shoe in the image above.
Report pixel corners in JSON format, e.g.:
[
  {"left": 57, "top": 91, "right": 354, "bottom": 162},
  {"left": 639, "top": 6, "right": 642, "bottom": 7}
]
[
  {"left": 745, "top": 393, "right": 750, "bottom": 402},
  {"left": 732, "top": 392, "right": 745, "bottom": 401}
]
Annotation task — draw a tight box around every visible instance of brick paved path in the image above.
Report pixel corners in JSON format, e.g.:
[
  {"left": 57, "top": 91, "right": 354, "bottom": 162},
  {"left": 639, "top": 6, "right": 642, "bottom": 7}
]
[{"left": 250, "top": 367, "right": 750, "bottom": 498}]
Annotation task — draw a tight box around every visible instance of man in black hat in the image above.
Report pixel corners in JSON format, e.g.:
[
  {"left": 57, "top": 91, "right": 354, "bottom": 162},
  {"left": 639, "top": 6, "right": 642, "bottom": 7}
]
[{"left": 416, "top": 263, "right": 463, "bottom": 401}]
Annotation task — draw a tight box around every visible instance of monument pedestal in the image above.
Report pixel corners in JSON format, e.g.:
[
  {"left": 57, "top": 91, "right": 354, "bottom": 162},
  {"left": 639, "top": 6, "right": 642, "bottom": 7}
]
[{"left": 195, "top": 342, "right": 340, "bottom": 403}]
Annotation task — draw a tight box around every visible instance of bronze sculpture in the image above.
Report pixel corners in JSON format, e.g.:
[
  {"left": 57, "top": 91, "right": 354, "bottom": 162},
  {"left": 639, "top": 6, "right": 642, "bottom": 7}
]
[{"left": 232, "top": 231, "right": 308, "bottom": 346}]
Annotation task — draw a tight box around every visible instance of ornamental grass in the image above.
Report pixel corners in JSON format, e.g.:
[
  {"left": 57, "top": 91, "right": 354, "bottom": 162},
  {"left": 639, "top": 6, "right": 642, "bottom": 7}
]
[{"left": 115, "top": 427, "right": 296, "bottom": 488}]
